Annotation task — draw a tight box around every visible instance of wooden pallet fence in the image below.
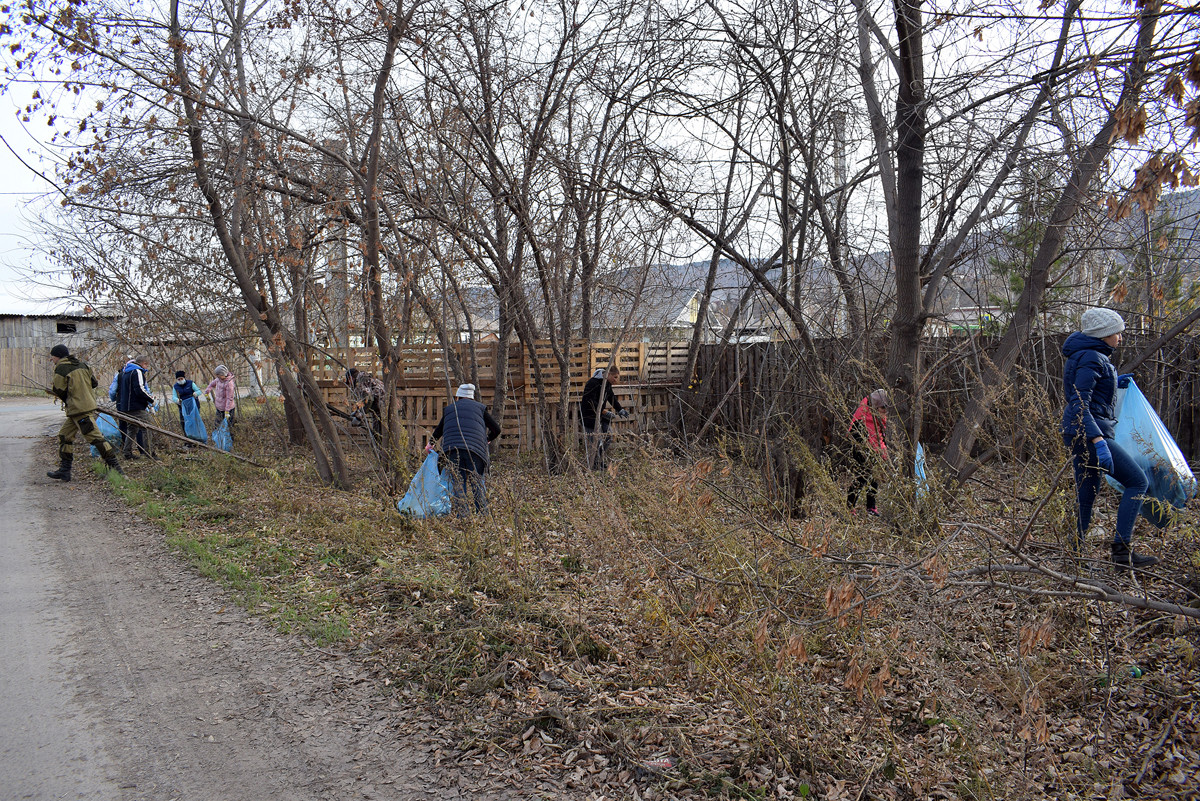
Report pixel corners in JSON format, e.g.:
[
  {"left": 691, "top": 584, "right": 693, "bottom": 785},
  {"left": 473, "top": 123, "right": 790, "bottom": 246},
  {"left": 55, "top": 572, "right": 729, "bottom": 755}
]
[
  {"left": 311, "top": 341, "right": 691, "bottom": 403},
  {"left": 309, "top": 340, "right": 692, "bottom": 453},
  {"left": 645, "top": 341, "right": 691, "bottom": 384},
  {"left": 588, "top": 342, "right": 645, "bottom": 381}
]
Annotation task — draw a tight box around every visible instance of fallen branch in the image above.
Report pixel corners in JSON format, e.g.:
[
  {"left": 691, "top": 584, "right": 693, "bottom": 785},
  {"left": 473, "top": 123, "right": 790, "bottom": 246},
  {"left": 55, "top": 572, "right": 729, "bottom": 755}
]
[
  {"left": 98, "top": 405, "right": 267, "bottom": 469},
  {"left": 946, "top": 559, "right": 1200, "bottom": 619},
  {"left": 1134, "top": 707, "right": 1182, "bottom": 785}
]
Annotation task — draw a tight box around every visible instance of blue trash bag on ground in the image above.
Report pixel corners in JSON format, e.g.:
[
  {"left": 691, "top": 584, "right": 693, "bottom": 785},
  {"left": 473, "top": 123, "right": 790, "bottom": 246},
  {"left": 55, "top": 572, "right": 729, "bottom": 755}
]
[
  {"left": 1105, "top": 378, "right": 1197, "bottom": 528},
  {"left": 914, "top": 442, "right": 929, "bottom": 501},
  {"left": 96, "top": 413, "right": 122, "bottom": 445},
  {"left": 90, "top": 412, "right": 123, "bottom": 457},
  {"left": 211, "top": 417, "right": 232, "bottom": 452},
  {"left": 181, "top": 396, "right": 207, "bottom": 442},
  {"left": 397, "top": 450, "right": 452, "bottom": 518}
]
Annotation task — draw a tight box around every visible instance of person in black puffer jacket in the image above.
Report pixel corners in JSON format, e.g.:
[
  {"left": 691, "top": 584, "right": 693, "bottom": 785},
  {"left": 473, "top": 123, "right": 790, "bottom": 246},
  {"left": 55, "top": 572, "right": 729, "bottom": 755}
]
[
  {"left": 580, "top": 366, "right": 629, "bottom": 470},
  {"left": 432, "top": 383, "right": 501, "bottom": 515},
  {"left": 1061, "top": 307, "right": 1158, "bottom": 570}
]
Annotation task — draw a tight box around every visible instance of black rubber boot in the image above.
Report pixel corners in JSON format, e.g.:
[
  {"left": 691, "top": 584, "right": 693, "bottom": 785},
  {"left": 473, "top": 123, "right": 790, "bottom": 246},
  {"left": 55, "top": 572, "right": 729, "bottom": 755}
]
[
  {"left": 1112, "top": 542, "right": 1160, "bottom": 570},
  {"left": 104, "top": 455, "right": 124, "bottom": 476},
  {"left": 47, "top": 456, "right": 72, "bottom": 482}
]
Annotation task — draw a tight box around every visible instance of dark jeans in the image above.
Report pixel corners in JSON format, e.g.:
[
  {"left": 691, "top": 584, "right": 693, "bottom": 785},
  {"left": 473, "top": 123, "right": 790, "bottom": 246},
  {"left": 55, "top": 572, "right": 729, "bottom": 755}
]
[
  {"left": 216, "top": 408, "right": 236, "bottom": 438},
  {"left": 119, "top": 409, "right": 153, "bottom": 457},
  {"left": 583, "top": 414, "right": 613, "bottom": 470},
  {"left": 1066, "top": 435, "right": 1147, "bottom": 547},
  {"left": 847, "top": 445, "right": 878, "bottom": 510},
  {"left": 445, "top": 448, "right": 487, "bottom": 516}
]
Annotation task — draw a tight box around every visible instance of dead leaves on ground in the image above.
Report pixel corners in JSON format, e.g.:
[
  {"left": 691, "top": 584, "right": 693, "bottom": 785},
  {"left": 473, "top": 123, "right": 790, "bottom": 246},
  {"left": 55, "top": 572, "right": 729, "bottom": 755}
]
[{"left": 86, "top": 435, "right": 1200, "bottom": 800}]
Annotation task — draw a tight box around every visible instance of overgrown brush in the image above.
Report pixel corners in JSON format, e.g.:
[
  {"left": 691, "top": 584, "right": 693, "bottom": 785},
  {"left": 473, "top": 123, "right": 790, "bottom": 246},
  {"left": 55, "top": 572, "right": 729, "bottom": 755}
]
[{"left": 91, "top": 402, "right": 1200, "bottom": 799}]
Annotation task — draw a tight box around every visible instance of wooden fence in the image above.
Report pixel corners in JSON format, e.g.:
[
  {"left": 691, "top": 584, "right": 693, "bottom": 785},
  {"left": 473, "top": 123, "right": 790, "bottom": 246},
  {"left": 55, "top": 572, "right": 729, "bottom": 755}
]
[
  {"left": 309, "top": 341, "right": 688, "bottom": 452},
  {"left": 689, "top": 333, "right": 1200, "bottom": 462}
]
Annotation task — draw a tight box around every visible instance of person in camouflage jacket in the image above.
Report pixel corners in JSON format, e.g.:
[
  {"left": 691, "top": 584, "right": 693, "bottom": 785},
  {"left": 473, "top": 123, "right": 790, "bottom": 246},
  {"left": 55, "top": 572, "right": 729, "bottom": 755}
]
[{"left": 46, "top": 344, "right": 122, "bottom": 481}]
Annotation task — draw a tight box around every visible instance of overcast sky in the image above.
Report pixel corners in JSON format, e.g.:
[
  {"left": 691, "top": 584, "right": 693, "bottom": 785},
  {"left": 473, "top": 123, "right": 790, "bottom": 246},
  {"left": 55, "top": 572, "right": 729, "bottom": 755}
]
[{"left": 0, "top": 88, "right": 73, "bottom": 315}]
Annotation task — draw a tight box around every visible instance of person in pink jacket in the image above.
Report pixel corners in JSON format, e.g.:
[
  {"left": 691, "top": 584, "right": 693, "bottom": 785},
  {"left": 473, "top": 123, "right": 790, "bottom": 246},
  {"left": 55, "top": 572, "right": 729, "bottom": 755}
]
[
  {"left": 204, "top": 365, "right": 238, "bottom": 435},
  {"left": 847, "top": 388, "right": 889, "bottom": 515}
]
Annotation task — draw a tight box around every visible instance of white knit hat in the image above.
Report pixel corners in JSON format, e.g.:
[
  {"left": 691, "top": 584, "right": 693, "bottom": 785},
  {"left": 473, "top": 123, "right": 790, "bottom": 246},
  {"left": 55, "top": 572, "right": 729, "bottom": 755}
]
[
  {"left": 1081, "top": 307, "right": 1125, "bottom": 339},
  {"left": 455, "top": 383, "right": 476, "bottom": 399}
]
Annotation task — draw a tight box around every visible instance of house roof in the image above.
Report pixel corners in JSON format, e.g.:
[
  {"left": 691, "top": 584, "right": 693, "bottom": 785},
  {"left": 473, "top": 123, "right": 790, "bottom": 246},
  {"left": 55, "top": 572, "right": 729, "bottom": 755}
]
[{"left": 0, "top": 311, "right": 115, "bottom": 321}]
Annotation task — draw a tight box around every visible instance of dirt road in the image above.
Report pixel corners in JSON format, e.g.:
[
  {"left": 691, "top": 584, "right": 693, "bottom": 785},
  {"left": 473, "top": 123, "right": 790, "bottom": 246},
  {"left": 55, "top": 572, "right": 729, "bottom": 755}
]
[{"left": 0, "top": 399, "right": 531, "bottom": 800}]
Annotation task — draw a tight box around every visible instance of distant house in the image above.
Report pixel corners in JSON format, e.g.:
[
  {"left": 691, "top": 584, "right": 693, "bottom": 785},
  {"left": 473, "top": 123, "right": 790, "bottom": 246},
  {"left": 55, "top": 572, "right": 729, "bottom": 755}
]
[{"left": 0, "top": 311, "right": 118, "bottom": 391}]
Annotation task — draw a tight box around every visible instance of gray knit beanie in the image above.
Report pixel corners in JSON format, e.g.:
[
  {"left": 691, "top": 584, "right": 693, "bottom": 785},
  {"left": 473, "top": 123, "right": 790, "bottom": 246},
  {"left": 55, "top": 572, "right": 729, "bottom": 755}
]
[{"left": 1081, "top": 307, "right": 1125, "bottom": 339}]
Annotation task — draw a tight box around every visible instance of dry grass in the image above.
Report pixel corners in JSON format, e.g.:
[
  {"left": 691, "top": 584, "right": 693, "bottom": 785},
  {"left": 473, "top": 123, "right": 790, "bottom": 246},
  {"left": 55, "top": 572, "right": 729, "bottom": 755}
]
[{"left": 90, "top": 401, "right": 1200, "bottom": 800}]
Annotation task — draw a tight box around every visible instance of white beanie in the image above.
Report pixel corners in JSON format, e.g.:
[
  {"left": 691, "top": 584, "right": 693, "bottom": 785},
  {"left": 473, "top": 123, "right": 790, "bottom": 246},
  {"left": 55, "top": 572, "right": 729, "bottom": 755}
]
[
  {"left": 455, "top": 383, "right": 476, "bottom": 399},
  {"left": 214, "top": 364, "right": 230, "bottom": 377},
  {"left": 869, "top": 388, "right": 889, "bottom": 408},
  {"left": 1081, "top": 307, "right": 1125, "bottom": 339}
]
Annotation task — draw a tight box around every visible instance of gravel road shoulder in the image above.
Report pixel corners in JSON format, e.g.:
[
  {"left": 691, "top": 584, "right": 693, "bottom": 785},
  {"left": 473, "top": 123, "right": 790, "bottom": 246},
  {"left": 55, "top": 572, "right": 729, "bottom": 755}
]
[{"left": 0, "top": 399, "right": 566, "bottom": 800}]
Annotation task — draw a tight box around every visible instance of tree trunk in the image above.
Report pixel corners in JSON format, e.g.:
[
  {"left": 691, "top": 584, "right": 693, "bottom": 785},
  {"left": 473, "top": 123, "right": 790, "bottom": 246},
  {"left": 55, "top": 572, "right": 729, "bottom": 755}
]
[
  {"left": 884, "top": 0, "right": 926, "bottom": 449},
  {"left": 170, "top": 0, "right": 350, "bottom": 487}
]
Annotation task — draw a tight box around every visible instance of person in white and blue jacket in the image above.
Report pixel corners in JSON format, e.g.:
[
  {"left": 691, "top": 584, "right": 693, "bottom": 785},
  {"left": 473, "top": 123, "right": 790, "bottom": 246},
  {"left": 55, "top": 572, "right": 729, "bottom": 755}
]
[
  {"left": 116, "top": 354, "right": 156, "bottom": 458},
  {"left": 432, "top": 383, "right": 501, "bottom": 515},
  {"left": 1061, "top": 307, "right": 1158, "bottom": 569}
]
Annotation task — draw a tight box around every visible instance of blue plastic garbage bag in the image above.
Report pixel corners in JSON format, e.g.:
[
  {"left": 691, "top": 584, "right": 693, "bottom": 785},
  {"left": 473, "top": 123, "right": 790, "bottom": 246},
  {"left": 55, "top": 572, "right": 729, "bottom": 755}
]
[
  {"left": 397, "top": 451, "right": 452, "bottom": 518},
  {"left": 1105, "top": 379, "right": 1197, "bottom": 527},
  {"left": 90, "top": 412, "right": 123, "bottom": 457},
  {"left": 211, "top": 417, "right": 232, "bottom": 452},
  {"left": 97, "top": 413, "right": 122, "bottom": 445},
  {"left": 181, "top": 396, "right": 207, "bottom": 442},
  {"left": 914, "top": 442, "right": 929, "bottom": 501}
]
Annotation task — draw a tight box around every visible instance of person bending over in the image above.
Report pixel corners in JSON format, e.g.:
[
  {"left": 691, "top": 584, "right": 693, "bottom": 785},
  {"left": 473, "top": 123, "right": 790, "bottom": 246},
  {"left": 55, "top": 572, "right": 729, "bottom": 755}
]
[{"left": 432, "top": 383, "right": 501, "bottom": 516}]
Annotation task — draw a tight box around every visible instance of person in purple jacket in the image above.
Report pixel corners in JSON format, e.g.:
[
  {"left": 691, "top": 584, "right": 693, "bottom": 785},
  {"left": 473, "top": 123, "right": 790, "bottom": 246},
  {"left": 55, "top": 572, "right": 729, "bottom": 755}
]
[{"left": 1060, "top": 307, "right": 1158, "bottom": 569}]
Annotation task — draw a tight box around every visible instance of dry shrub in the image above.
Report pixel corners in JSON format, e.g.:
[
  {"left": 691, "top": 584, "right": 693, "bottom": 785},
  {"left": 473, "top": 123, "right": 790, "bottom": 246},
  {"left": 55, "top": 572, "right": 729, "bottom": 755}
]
[{"left": 117, "top": 398, "right": 1200, "bottom": 799}]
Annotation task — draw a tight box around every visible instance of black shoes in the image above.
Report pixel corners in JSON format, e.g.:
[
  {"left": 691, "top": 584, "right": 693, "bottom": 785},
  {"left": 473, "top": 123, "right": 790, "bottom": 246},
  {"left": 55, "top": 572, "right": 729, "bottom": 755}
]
[
  {"left": 47, "top": 459, "right": 72, "bottom": 481},
  {"left": 1112, "top": 542, "right": 1160, "bottom": 570}
]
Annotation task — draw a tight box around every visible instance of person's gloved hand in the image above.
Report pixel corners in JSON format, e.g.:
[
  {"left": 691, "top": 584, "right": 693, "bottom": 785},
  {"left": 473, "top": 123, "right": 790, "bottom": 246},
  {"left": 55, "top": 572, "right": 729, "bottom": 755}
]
[
  {"left": 1092, "top": 438, "right": 1114, "bottom": 473},
  {"left": 1117, "top": 373, "right": 1134, "bottom": 389},
  {"left": 425, "top": 442, "right": 434, "bottom": 454},
  {"left": 619, "top": 409, "right": 630, "bottom": 418}
]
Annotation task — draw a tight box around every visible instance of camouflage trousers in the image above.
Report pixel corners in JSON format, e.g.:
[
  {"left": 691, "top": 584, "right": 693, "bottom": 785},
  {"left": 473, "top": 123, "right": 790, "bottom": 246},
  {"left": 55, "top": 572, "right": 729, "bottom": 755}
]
[{"left": 59, "top": 412, "right": 116, "bottom": 461}]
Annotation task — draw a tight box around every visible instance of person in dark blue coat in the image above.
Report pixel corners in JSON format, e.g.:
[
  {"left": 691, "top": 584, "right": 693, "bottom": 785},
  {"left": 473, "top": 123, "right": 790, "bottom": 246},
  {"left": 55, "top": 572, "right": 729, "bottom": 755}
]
[
  {"left": 432, "top": 383, "right": 501, "bottom": 515},
  {"left": 116, "top": 355, "right": 156, "bottom": 458},
  {"left": 1061, "top": 307, "right": 1158, "bottom": 569}
]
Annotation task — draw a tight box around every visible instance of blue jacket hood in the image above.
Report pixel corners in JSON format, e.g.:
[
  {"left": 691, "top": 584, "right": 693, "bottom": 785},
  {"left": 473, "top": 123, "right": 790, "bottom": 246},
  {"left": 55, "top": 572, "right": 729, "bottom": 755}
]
[
  {"left": 1062, "top": 331, "right": 1113, "bottom": 360},
  {"left": 1065, "top": 330, "right": 1108, "bottom": 357}
]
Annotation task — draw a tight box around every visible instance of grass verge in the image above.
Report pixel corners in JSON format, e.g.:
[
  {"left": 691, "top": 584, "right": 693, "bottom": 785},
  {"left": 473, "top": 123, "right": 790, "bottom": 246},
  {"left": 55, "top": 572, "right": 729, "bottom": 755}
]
[{"left": 81, "top": 405, "right": 1200, "bottom": 800}]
